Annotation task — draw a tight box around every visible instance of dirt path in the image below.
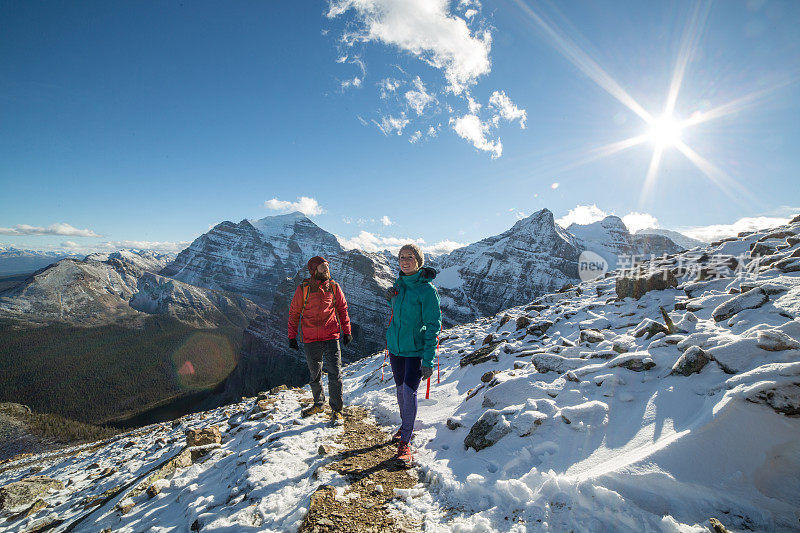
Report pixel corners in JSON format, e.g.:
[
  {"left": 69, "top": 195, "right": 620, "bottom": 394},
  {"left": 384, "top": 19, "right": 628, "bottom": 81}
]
[{"left": 300, "top": 405, "right": 422, "bottom": 533}]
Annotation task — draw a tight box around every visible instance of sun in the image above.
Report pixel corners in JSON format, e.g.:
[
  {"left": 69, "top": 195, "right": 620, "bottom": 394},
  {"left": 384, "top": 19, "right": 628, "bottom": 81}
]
[{"left": 647, "top": 115, "right": 683, "bottom": 147}]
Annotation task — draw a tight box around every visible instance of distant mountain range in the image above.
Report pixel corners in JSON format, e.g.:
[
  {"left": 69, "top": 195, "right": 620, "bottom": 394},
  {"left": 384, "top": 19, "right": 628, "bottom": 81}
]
[
  {"left": 0, "top": 210, "right": 690, "bottom": 426},
  {"left": 0, "top": 247, "right": 84, "bottom": 277}
]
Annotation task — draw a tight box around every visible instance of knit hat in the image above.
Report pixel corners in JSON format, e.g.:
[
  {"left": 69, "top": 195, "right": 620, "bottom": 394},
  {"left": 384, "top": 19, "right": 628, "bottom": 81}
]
[
  {"left": 307, "top": 256, "right": 328, "bottom": 275},
  {"left": 398, "top": 243, "right": 424, "bottom": 267}
]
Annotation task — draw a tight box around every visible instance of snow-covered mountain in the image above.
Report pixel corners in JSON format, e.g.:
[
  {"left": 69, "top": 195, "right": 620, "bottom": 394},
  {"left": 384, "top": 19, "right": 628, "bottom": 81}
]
[
  {"left": 636, "top": 227, "right": 706, "bottom": 250},
  {"left": 433, "top": 210, "right": 682, "bottom": 327},
  {"left": 0, "top": 247, "right": 84, "bottom": 277},
  {"left": 0, "top": 252, "right": 259, "bottom": 329},
  {"left": 2, "top": 215, "right": 798, "bottom": 532},
  {"left": 568, "top": 215, "right": 684, "bottom": 270}
]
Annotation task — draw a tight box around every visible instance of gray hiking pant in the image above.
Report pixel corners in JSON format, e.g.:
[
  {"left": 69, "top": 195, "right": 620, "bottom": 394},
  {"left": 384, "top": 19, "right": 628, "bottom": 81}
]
[{"left": 304, "top": 338, "right": 343, "bottom": 412}]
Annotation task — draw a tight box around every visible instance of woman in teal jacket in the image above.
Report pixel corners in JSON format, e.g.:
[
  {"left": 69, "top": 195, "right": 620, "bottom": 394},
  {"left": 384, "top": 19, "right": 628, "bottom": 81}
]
[{"left": 386, "top": 243, "right": 441, "bottom": 463}]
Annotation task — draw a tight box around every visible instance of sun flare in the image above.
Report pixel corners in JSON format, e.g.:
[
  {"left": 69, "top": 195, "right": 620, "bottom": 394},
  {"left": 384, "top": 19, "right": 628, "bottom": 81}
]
[{"left": 647, "top": 115, "right": 683, "bottom": 147}]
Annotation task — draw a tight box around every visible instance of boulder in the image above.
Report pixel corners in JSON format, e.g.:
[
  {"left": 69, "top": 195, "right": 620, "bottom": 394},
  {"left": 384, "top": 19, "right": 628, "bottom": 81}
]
[
  {"left": 747, "top": 383, "right": 800, "bottom": 416},
  {"left": 757, "top": 330, "right": 800, "bottom": 351},
  {"left": 482, "top": 334, "right": 494, "bottom": 345},
  {"left": 609, "top": 355, "right": 656, "bottom": 372},
  {"left": 515, "top": 316, "right": 531, "bottom": 330},
  {"left": 670, "top": 346, "right": 711, "bottom": 376},
  {"left": 632, "top": 318, "right": 669, "bottom": 339},
  {"left": 750, "top": 242, "right": 779, "bottom": 258},
  {"left": 446, "top": 418, "right": 464, "bottom": 430},
  {"left": 579, "top": 329, "right": 604, "bottom": 343},
  {"left": 712, "top": 288, "right": 768, "bottom": 322},
  {"left": 497, "top": 314, "right": 511, "bottom": 328},
  {"left": 527, "top": 320, "right": 554, "bottom": 337},
  {"left": 460, "top": 340, "right": 506, "bottom": 366},
  {"left": 616, "top": 270, "right": 677, "bottom": 300},
  {"left": 464, "top": 409, "right": 512, "bottom": 451},
  {"left": 0, "top": 476, "right": 64, "bottom": 512},
  {"left": 481, "top": 370, "right": 500, "bottom": 383},
  {"left": 185, "top": 426, "right": 221, "bottom": 447},
  {"left": 532, "top": 353, "right": 585, "bottom": 374}
]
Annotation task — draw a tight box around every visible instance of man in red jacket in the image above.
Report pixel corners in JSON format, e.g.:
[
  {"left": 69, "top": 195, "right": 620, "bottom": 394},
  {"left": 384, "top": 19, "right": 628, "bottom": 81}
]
[{"left": 288, "top": 256, "right": 352, "bottom": 423}]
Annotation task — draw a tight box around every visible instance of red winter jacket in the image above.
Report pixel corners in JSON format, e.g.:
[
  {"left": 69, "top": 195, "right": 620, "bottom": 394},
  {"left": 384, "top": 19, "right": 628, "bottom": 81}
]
[{"left": 288, "top": 279, "right": 352, "bottom": 343}]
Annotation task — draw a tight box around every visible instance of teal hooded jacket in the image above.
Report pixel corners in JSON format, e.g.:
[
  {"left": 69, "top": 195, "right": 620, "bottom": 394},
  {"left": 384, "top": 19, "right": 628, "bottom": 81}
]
[{"left": 386, "top": 267, "right": 442, "bottom": 368}]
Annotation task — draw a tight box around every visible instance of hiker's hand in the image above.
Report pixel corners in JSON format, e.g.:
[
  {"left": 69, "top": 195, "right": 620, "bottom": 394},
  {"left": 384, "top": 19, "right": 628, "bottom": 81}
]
[
  {"left": 386, "top": 287, "right": 398, "bottom": 300},
  {"left": 421, "top": 365, "right": 433, "bottom": 380},
  {"left": 289, "top": 338, "right": 299, "bottom": 350},
  {"left": 342, "top": 333, "right": 353, "bottom": 346}
]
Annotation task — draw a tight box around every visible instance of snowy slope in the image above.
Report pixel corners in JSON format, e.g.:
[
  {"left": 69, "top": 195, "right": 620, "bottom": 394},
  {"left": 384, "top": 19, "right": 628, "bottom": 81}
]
[
  {"left": 637, "top": 228, "right": 707, "bottom": 250},
  {"left": 2, "top": 218, "right": 799, "bottom": 532}
]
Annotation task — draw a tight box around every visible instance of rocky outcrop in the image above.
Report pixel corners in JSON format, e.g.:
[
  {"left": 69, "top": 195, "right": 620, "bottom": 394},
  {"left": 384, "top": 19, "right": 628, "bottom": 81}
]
[
  {"left": 616, "top": 270, "right": 678, "bottom": 300},
  {"left": 0, "top": 476, "right": 63, "bottom": 512}
]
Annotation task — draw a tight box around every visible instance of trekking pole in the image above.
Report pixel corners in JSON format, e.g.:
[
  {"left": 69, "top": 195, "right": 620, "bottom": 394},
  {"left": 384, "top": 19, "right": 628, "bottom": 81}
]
[
  {"left": 381, "top": 349, "right": 387, "bottom": 382},
  {"left": 436, "top": 336, "right": 440, "bottom": 384},
  {"left": 425, "top": 376, "right": 431, "bottom": 399}
]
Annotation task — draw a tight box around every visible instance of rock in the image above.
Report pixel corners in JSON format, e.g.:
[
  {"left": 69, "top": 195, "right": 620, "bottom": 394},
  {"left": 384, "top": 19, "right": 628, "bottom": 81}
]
[
  {"left": 632, "top": 319, "right": 669, "bottom": 339},
  {"left": 558, "top": 283, "right": 575, "bottom": 293},
  {"left": 616, "top": 270, "right": 677, "bottom": 300},
  {"left": 610, "top": 355, "right": 656, "bottom": 372},
  {"left": 482, "top": 334, "right": 494, "bottom": 345},
  {"left": 481, "top": 370, "right": 500, "bottom": 383},
  {"left": 269, "top": 384, "right": 288, "bottom": 394},
  {"left": 612, "top": 343, "right": 629, "bottom": 354},
  {"left": 147, "top": 484, "right": 162, "bottom": 498},
  {"left": 775, "top": 258, "right": 800, "bottom": 273},
  {"left": 747, "top": 383, "right": 800, "bottom": 416},
  {"left": 712, "top": 288, "right": 768, "bottom": 322},
  {"left": 527, "top": 320, "right": 554, "bottom": 337},
  {"left": 191, "top": 519, "right": 202, "bottom": 531},
  {"left": 757, "top": 330, "right": 800, "bottom": 351},
  {"left": 579, "top": 329, "right": 604, "bottom": 343},
  {"left": 460, "top": 340, "right": 505, "bottom": 366},
  {"left": 791, "top": 214, "right": 800, "bottom": 224},
  {"left": 185, "top": 426, "right": 221, "bottom": 447},
  {"left": 758, "top": 230, "right": 795, "bottom": 242},
  {"left": 710, "top": 517, "right": 731, "bottom": 533},
  {"left": 464, "top": 410, "right": 512, "bottom": 451},
  {"left": 531, "top": 353, "right": 585, "bottom": 374},
  {"left": 750, "top": 242, "right": 780, "bottom": 258},
  {"left": 117, "top": 498, "right": 135, "bottom": 514},
  {"left": 318, "top": 444, "right": 338, "bottom": 455},
  {"left": 670, "top": 346, "right": 711, "bottom": 376},
  {"left": 515, "top": 316, "right": 531, "bottom": 330},
  {"left": 0, "top": 476, "right": 64, "bottom": 512},
  {"left": 498, "top": 314, "right": 511, "bottom": 328},
  {"left": 0, "top": 402, "right": 31, "bottom": 416},
  {"left": 257, "top": 398, "right": 277, "bottom": 412},
  {"left": 446, "top": 418, "right": 463, "bottom": 430}
]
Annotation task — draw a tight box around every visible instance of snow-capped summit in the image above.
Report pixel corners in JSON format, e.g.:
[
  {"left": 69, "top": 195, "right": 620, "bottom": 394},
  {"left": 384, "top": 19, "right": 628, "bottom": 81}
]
[{"left": 636, "top": 227, "right": 706, "bottom": 249}]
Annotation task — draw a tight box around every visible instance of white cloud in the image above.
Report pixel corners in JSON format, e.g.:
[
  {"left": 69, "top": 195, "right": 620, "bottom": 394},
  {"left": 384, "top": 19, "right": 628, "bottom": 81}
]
[
  {"left": 405, "top": 76, "right": 436, "bottom": 115},
  {"left": 381, "top": 215, "right": 393, "bottom": 226},
  {"left": 467, "top": 95, "right": 482, "bottom": 113},
  {"left": 555, "top": 204, "right": 607, "bottom": 227},
  {"left": 464, "top": 9, "right": 478, "bottom": 18},
  {"left": 328, "top": 0, "right": 492, "bottom": 95},
  {"left": 428, "top": 126, "right": 438, "bottom": 137},
  {"left": 682, "top": 216, "right": 791, "bottom": 242},
  {"left": 621, "top": 212, "right": 659, "bottom": 234},
  {"left": 451, "top": 114, "right": 502, "bottom": 158},
  {"left": 488, "top": 90, "right": 527, "bottom": 128},
  {"left": 337, "top": 230, "right": 464, "bottom": 255},
  {"left": 264, "top": 196, "right": 326, "bottom": 216},
  {"left": 0, "top": 223, "right": 101, "bottom": 237},
  {"left": 356, "top": 115, "right": 368, "bottom": 126},
  {"left": 409, "top": 130, "right": 422, "bottom": 143},
  {"left": 341, "top": 77, "right": 363, "bottom": 89},
  {"left": 374, "top": 114, "right": 410, "bottom": 136},
  {"left": 551, "top": 182, "right": 559, "bottom": 189},
  {"left": 378, "top": 77, "right": 402, "bottom": 98}
]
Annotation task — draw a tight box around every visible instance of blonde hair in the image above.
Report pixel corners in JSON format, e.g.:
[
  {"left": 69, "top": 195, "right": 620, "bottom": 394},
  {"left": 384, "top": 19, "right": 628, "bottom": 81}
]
[{"left": 398, "top": 243, "right": 424, "bottom": 267}]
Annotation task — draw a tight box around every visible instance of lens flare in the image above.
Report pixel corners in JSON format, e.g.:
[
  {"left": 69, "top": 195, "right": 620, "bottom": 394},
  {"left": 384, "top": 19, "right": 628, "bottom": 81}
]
[{"left": 646, "top": 115, "right": 683, "bottom": 148}]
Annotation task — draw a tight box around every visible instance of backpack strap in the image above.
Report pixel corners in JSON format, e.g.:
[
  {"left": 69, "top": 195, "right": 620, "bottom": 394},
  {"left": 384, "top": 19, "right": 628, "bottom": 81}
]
[{"left": 299, "top": 281, "right": 311, "bottom": 322}]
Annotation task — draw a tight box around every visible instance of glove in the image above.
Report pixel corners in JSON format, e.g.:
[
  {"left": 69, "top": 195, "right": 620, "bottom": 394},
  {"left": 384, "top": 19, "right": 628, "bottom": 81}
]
[
  {"left": 386, "top": 287, "right": 399, "bottom": 300},
  {"left": 421, "top": 365, "right": 433, "bottom": 380},
  {"left": 342, "top": 333, "right": 353, "bottom": 346},
  {"left": 289, "top": 338, "right": 299, "bottom": 350}
]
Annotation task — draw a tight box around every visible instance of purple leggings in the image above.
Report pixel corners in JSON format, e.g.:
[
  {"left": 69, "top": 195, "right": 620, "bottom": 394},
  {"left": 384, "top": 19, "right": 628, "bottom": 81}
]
[{"left": 389, "top": 354, "right": 423, "bottom": 443}]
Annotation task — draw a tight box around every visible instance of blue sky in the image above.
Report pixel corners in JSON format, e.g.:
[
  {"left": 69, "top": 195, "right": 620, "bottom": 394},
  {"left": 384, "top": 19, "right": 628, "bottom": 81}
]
[{"left": 1, "top": 0, "right": 799, "bottom": 254}]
